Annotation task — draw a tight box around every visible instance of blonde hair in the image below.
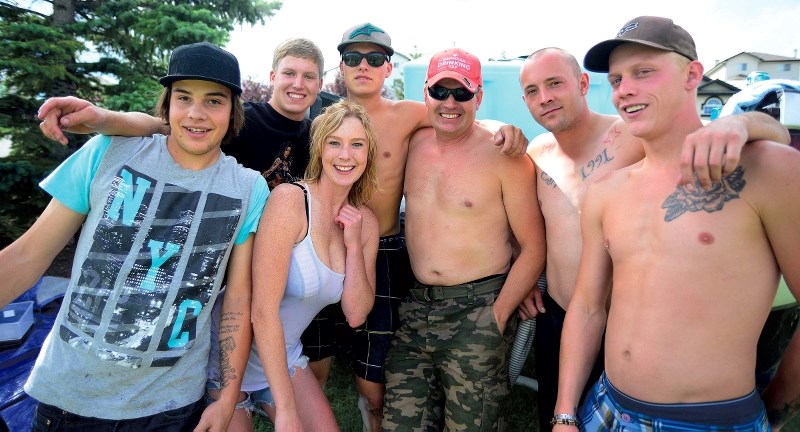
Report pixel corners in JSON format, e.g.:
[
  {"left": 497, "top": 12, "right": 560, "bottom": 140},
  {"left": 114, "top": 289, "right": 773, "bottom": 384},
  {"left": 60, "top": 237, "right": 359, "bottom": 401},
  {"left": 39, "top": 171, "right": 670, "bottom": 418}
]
[
  {"left": 273, "top": 37, "right": 325, "bottom": 78},
  {"left": 305, "top": 100, "right": 378, "bottom": 207}
]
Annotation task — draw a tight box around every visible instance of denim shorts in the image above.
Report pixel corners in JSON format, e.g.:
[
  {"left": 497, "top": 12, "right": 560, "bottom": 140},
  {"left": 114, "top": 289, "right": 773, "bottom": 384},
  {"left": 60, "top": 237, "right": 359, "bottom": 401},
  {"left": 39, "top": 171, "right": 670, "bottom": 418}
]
[{"left": 205, "top": 355, "right": 309, "bottom": 418}]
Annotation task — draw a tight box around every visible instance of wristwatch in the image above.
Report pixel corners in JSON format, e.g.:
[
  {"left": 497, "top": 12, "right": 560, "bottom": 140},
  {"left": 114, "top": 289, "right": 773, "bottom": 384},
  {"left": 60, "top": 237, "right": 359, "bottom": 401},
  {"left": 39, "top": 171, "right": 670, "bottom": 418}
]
[{"left": 550, "top": 413, "right": 580, "bottom": 427}]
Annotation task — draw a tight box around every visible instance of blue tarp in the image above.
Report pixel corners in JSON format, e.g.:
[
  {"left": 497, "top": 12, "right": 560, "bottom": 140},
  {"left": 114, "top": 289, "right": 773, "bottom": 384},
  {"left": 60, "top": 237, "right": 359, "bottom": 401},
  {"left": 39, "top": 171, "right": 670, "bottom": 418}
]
[{"left": 0, "top": 277, "right": 67, "bottom": 431}]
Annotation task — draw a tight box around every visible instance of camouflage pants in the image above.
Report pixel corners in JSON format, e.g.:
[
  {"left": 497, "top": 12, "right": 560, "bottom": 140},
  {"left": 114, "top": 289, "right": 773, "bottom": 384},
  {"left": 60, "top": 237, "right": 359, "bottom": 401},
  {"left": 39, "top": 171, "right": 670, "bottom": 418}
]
[{"left": 382, "top": 278, "right": 518, "bottom": 432}]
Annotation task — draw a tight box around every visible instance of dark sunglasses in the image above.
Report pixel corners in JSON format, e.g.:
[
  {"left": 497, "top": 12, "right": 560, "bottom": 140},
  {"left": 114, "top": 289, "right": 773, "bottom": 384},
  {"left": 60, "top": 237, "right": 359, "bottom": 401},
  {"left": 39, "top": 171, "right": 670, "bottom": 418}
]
[
  {"left": 342, "top": 52, "right": 389, "bottom": 68},
  {"left": 427, "top": 85, "right": 476, "bottom": 102}
]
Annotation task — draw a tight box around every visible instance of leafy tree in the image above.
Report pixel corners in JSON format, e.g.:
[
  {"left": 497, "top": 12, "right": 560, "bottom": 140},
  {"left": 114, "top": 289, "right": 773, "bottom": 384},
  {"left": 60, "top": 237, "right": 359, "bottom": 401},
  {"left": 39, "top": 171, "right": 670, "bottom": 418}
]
[
  {"left": 0, "top": 0, "right": 282, "bottom": 245},
  {"left": 324, "top": 69, "right": 348, "bottom": 98},
  {"left": 242, "top": 77, "right": 272, "bottom": 103}
]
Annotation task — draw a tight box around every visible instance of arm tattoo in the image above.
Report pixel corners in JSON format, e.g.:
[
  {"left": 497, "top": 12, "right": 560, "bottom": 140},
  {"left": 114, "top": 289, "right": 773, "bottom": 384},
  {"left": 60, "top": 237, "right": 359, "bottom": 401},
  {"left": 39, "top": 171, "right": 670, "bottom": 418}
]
[
  {"left": 580, "top": 148, "right": 614, "bottom": 180},
  {"left": 603, "top": 126, "right": 622, "bottom": 149},
  {"left": 218, "top": 335, "right": 237, "bottom": 390},
  {"left": 541, "top": 171, "right": 557, "bottom": 188},
  {"left": 218, "top": 311, "right": 243, "bottom": 390},
  {"left": 661, "top": 166, "right": 746, "bottom": 222}
]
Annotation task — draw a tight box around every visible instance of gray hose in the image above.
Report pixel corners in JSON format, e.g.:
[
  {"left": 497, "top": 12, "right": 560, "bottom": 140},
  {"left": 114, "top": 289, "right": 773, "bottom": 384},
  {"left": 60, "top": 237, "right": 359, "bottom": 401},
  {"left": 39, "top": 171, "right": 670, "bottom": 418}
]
[
  {"left": 508, "top": 317, "right": 535, "bottom": 387},
  {"left": 508, "top": 274, "right": 547, "bottom": 387}
]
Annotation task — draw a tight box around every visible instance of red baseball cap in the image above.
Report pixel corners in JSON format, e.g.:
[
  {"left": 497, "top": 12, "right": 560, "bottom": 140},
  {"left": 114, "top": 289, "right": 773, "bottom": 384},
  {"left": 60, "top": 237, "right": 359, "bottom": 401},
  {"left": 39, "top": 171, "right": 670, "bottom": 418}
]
[{"left": 426, "top": 48, "right": 482, "bottom": 93}]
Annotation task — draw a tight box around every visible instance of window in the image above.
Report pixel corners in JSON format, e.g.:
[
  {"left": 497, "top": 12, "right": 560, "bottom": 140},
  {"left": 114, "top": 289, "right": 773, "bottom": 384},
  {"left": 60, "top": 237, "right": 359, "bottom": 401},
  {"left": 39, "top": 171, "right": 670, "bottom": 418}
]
[
  {"left": 702, "top": 97, "right": 724, "bottom": 117},
  {"left": 784, "top": 63, "right": 792, "bottom": 72},
  {"left": 738, "top": 63, "right": 748, "bottom": 72}
]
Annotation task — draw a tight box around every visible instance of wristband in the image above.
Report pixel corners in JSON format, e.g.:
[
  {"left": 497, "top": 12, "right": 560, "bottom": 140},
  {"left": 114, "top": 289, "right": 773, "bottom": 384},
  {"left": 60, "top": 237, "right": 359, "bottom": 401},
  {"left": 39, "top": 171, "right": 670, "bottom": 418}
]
[{"left": 550, "top": 413, "right": 580, "bottom": 427}]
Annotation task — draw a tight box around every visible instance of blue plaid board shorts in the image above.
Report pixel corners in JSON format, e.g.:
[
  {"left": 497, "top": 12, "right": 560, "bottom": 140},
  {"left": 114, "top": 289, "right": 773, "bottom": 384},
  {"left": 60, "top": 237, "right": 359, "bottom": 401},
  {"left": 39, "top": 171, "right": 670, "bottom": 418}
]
[{"left": 579, "top": 372, "right": 770, "bottom": 431}]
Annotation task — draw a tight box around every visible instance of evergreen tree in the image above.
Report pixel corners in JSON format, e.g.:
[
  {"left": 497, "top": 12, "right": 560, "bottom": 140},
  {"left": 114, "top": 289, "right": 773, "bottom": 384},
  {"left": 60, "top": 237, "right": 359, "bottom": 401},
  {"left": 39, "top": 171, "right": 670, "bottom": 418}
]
[{"left": 0, "top": 0, "right": 281, "bottom": 244}]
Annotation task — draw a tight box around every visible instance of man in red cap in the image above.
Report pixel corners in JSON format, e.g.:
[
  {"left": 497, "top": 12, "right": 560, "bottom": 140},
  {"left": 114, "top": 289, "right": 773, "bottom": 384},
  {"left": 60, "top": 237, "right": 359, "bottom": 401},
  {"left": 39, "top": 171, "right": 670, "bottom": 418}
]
[
  {"left": 553, "top": 16, "right": 800, "bottom": 431},
  {"left": 382, "top": 47, "right": 546, "bottom": 431},
  {"left": 302, "top": 24, "right": 532, "bottom": 432}
]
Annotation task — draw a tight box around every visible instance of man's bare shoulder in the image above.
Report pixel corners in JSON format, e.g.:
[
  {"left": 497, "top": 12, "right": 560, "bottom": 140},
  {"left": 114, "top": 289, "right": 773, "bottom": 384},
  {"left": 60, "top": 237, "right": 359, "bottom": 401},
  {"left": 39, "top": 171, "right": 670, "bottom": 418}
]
[
  {"left": 382, "top": 98, "right": 425, "bottom": 118},
  {"left": 409, "top": 125, "right": 435, "bottom": 148},
  {"left": 391, "top": 98, "right": 424, "bottom": 109},
  {"left": 369, "top": 98, "right": 427, "bottom": 135},
  {"left": 741, "top": 139, "right": 800, "bottom": 182},
  {"left": 526, "top": 132, "right": 557, "bottom": 162}
]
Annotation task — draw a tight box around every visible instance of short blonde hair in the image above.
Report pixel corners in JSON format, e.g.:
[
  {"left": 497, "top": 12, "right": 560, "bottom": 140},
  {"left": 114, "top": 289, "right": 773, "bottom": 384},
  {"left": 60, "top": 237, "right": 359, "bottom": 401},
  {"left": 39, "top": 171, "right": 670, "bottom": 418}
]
[
  {"left": 273, "top": 37, "right": 325, "bottom": 78},
  {"left": 304, "top": 100, "right": 378, "bottom": 207}
]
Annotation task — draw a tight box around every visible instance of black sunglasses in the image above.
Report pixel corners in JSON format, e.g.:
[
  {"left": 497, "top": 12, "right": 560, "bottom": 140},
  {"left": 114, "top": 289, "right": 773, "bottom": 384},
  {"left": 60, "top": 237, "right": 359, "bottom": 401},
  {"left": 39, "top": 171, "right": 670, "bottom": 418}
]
[
  {"left": 427, "top": 85, "right": 476, "bottom": 102},
  {"left": 342, "top": 52, "right": 389, "bottom": 68}
]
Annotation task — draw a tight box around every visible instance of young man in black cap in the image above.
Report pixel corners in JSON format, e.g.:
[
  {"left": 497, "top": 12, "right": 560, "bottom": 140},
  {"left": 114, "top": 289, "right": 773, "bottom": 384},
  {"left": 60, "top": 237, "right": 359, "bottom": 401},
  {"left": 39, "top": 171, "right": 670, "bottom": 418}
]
[
  {"left": 0, "top": 42, "right": 268, "bottom": 431},
  {"left": 553, "top": 16, "right": 800, "bottom": 431}
]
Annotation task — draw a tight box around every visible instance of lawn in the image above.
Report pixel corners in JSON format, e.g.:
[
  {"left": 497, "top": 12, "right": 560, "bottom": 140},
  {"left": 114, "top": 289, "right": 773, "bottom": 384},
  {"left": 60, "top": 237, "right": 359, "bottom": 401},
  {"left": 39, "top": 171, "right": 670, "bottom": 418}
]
[
  {"left": 253, "top": 353, "right": 539, "bottom": 432},
  {"left": 252, "top": 352, "right": 800, "bottom": 432}
]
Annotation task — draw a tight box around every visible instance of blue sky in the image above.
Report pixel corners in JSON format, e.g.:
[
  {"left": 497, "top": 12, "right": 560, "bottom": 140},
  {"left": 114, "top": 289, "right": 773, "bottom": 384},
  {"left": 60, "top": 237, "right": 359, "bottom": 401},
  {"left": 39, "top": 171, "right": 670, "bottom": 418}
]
[{"left": 226, "top": 0, "right": 800, "bottom": 82}]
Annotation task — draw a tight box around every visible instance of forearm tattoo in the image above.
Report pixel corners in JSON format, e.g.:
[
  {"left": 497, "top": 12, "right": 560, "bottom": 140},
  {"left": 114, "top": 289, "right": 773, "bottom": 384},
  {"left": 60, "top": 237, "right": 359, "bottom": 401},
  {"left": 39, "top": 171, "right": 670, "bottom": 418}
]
[
  {"left": 661, "top": 166, "right": 746, "bottom": 222},
  {"left": 218, "top": 311, "right": 243, "bottom": 390}
]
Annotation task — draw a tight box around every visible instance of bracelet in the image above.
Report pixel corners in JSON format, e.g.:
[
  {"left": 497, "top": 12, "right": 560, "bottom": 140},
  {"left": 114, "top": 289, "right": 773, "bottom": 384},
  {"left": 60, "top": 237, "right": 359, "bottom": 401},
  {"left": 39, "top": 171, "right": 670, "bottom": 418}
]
[{"left": 550, "top": 413, "right": 580, "bottom": 426}]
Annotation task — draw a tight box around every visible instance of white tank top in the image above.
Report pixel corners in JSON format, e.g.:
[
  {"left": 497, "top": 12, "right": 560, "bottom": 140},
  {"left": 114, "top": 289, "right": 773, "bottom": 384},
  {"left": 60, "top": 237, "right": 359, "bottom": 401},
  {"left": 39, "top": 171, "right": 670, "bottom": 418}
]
[{"left": 241, "top": 182, "right": 345, "bottom": 391}]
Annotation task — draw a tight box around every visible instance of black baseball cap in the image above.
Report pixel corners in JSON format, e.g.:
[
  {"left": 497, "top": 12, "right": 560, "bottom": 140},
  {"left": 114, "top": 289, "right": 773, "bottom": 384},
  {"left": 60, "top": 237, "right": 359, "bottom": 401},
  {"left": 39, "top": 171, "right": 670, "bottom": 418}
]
[
  {"left": 159, "top": 42, "right": 242, "bottom": 95},
  {"left": 584, "top": 16, "right": 697, "bottom": 72},
  {"left": 337, "top": 23, "right": 394, "bottom": 57}
]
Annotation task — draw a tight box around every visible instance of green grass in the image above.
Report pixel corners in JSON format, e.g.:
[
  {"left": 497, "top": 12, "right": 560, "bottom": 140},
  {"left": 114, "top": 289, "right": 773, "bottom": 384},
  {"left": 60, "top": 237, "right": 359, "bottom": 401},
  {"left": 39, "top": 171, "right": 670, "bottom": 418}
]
[
  {"left": 254, "top": 353, "right": 800, "bottom": 431},
  {"left": 253, "top": 354, "right": 537, "bottom": 432}
]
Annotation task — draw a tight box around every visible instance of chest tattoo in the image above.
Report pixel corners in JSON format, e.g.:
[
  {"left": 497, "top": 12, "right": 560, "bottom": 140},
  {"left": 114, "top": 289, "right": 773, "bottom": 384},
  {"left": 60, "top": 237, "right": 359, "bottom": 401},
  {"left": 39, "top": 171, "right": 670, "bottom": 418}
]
[
  {"left": 580, "top": 148, "right": 614, "bottom": 180},
  {"left": 661, "top": 166, "right": 746, "bottom": 222}
]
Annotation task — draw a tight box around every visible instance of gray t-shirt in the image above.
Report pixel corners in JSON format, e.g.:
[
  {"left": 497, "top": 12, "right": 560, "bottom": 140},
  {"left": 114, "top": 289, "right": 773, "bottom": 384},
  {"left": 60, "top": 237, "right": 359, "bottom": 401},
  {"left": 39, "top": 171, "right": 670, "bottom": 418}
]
[{"left": 25, "top": 134, "right": 267, "bottom": 419}]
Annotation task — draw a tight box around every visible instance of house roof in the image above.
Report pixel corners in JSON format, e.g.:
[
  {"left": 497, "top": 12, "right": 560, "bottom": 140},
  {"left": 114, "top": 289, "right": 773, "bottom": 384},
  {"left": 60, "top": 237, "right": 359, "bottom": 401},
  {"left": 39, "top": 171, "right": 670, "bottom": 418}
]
[
  {"left": 698, "top": 77, "right": 740, "bottom": 95},
  {"left": 707, "top": 51, "right": 800, "bottom": 75},
  {"left": 747, "top": 52, "right": 798, "bottom": 62}
]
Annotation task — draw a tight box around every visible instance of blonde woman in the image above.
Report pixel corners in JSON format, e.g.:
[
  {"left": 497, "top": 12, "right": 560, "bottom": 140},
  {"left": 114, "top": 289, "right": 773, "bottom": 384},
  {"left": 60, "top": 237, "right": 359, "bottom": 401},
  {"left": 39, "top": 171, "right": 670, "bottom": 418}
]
[{"left": 250, "top": 100, "right": 379, "bottom": 431}]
